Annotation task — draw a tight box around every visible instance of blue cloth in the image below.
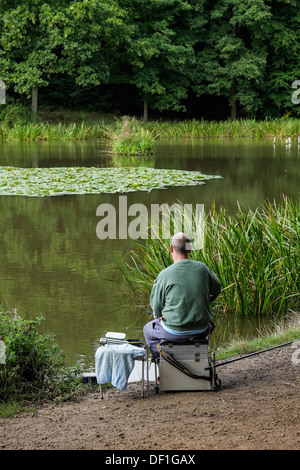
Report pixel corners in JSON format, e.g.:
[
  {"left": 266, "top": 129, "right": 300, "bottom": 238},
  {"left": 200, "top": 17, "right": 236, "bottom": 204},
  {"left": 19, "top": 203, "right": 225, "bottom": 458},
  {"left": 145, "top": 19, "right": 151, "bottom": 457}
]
[{"left": 95, "top": 343, "right": 146, "bottom": 391}]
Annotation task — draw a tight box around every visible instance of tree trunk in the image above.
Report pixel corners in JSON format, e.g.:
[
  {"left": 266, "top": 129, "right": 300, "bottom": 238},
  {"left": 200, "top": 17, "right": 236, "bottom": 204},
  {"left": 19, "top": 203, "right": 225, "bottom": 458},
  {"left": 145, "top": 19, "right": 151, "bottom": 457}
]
[
  {"left": 231, "top": 99, "right": 237, "bottom": 120},
  {"left": 0, "top": 80, "right": 6, "bottom": 104},
  {"left": 143, "top": 100, "right": 148, "bottom": 122},
  {"left": 230, "top": 81, "right": 237, "bottom": 120},
  {"left": 32, "top": 87, "right": 38, "bottom": 114}
]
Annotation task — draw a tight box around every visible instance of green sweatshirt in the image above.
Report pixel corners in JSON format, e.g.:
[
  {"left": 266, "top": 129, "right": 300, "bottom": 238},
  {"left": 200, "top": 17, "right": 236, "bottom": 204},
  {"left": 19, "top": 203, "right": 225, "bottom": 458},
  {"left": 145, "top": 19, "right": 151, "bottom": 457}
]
[{"left": 150, "top": 259, "right": 221, "bottom": 332}]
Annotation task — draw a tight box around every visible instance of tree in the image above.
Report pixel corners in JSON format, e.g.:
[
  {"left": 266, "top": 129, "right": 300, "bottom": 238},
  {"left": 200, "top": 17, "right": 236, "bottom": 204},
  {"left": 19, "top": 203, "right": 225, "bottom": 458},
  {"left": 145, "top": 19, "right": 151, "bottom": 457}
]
[
  {"left": 0, "top": 0, "right": 128, "bottom": 113},
  {"left": 116, "top": 0, "right": 203, "bottom": 120},
  {"left": 0, "top": 0, "right": 60, "bottom": 113},
  {"left": 1, "top": 0, "right": 299, "bottom": 119},
  {"left": 192, "top": 0, "right": 272, "bottom": 118},
  {"left": 261, "top": 0, "right": 300, "bottom": 117}
]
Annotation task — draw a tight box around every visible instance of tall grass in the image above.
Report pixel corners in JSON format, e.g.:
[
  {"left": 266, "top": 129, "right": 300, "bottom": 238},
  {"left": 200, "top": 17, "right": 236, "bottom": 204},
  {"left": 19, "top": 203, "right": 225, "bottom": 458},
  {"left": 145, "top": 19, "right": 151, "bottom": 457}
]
[
  {"left": 0, "top": 121, "right": 107, "bottom": 141},
  {"left": 118, "top": 196, "right": 299, "bottom": 318},
  {"left": 1, "top": 110, "right": 300, "bottom": 142},
  {"left": 145, "top": 118, "right": 300, "bottom": 139}
]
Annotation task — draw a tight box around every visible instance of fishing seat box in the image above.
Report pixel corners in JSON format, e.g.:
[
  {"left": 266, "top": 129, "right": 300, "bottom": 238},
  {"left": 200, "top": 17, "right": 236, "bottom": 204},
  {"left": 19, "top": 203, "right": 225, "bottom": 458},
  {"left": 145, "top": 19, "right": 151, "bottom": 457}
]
[{"left": 158, "top": 340, "right": 214, "bottom": 392}]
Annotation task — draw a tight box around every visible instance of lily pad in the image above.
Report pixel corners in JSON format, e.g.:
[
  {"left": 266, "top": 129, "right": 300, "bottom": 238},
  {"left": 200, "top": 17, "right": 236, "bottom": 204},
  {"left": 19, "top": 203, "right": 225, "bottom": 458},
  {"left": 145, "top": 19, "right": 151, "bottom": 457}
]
[{"left": 0, "top": 166, "right": 222, "bottom": 196}]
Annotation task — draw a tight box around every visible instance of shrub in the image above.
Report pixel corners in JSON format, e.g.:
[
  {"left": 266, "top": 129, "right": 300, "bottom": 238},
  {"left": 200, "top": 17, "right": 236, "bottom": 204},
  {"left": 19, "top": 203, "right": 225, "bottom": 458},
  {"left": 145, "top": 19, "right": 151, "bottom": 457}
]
[
  {"left": 0, "top": 103, "right": 37, "bottom": 126},
  {"left": 0, "top": 309, "right": 84, "bottom": 402}
]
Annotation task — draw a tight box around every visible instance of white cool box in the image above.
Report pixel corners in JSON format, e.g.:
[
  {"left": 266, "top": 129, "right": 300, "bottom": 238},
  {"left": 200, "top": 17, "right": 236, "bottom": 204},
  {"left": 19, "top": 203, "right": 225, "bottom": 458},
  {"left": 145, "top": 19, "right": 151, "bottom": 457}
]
[{"left": 158, "top": 340, "right": 219, "bottom": 392}]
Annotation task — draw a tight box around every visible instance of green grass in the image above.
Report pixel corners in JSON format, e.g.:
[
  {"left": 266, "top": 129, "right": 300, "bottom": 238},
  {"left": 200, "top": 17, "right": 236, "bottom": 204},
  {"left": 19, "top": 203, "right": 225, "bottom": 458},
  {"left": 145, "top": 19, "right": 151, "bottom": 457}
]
[
  {"left": 215, "top": 317, "right": 300, "bottom": 361},
  {"left": 0, "top": 401, "right": 25, "bottom": 418},
  {"left": 0, "top": 401, "right": 38, "bottom": 418}
]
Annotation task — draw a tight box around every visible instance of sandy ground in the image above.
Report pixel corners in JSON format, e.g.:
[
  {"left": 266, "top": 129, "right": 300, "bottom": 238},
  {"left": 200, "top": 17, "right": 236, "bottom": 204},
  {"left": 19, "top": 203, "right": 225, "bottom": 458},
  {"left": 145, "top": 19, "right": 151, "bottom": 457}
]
[{"left": 0, "top": 344, "right": 299, "bottom": 452}]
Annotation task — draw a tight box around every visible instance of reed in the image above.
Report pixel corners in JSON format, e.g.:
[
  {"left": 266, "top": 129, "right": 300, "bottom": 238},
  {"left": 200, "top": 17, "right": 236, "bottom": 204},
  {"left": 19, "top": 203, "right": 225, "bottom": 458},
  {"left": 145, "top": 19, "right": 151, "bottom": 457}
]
[
  {"left": 118, "top": 196, "right": 299, "bottom": 318},
  {"left": 145, "top": 118, "right": 300, "bottom": 139},
  {"left": 0, "top": 121, "right": 107, "bottom": 141},
  {"left": 1, "top": 115, "right": 300, "bottom": 142}
]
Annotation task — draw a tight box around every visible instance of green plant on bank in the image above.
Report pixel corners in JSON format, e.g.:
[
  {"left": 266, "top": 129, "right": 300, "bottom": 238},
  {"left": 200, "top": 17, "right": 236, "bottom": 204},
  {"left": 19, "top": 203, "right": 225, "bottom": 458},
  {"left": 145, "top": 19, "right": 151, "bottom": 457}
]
[
  {"left": 215, "top": 317, "right": 300, "bottom": 361},
  {"left": 0, "top": 121, "right": 107, "bottom": 141},
  {"left": 0, "top": 309, "right": 85, "bottom": 402},
  {"left": 0, "top": 401, "right": 26, "bottom": 418},
  {"left": 145, "top": 117, "right": 300, "bottom": 139},
  {"left": 1, "top": 106, "right": 300, "bottom": 143},
  {"left": 118, "top": 196, "right": 299, "bottom": 318}
]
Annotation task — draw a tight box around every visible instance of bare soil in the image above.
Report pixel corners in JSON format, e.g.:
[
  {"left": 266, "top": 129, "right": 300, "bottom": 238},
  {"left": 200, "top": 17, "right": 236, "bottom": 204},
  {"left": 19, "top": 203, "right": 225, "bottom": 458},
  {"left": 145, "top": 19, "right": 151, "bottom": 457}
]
[{"left": 1, "top": 345, "right": 299, "bottom": 451}]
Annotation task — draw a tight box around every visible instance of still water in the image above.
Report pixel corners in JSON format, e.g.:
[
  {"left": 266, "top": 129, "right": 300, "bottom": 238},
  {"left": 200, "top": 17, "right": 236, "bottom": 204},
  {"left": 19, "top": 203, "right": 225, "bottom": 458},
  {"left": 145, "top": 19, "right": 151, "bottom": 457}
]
[{"left": 0, "top": 138, "right": 299, "bottom": 369}]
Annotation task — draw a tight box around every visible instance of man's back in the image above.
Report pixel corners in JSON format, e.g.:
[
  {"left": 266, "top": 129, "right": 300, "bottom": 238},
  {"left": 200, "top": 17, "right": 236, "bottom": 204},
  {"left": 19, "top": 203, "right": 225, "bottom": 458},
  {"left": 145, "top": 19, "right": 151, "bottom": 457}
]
[{"left": 150, "top": 259, "right": 221, "bottom": 332}]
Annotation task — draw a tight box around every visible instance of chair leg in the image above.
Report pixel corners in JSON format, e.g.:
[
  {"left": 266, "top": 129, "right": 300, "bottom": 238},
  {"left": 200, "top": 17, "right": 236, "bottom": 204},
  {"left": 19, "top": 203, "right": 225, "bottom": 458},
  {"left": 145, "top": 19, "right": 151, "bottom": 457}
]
[
  {"left": 146, "top": 349, "right": 149, "bottom": 385},
  {"left": 154, "top": 358, "right": 159, "bottom": 393},
  {"left": 141, "top": 358, "right": 144, "bottom": 398}
]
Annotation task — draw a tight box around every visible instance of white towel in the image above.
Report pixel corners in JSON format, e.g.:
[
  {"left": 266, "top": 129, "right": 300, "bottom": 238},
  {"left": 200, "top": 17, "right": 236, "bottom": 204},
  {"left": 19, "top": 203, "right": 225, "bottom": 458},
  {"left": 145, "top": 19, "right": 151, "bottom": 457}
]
[{"left": 95, "top": 343, "right": 146, "bottom": 391}]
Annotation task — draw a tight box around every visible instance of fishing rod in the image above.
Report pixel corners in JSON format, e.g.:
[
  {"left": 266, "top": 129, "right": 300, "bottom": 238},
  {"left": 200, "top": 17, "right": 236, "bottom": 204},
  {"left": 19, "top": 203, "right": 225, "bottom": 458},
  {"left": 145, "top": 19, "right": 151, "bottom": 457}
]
[
  {"left": 205, "top": 338, "right": 300, "bottom": 370},
  {"left": 137, "top": 305, "right": 153, "bottom": 315}
]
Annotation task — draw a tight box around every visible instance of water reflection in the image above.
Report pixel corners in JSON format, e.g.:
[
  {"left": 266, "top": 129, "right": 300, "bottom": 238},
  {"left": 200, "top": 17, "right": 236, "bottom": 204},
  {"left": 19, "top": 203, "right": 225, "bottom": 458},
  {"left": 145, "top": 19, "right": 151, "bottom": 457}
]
[
  {"left": 0, "top": 138, "right": 299, "bottom": 369},
  {"left": 0, "top": 140, "right": 112, "bottom": 168}
]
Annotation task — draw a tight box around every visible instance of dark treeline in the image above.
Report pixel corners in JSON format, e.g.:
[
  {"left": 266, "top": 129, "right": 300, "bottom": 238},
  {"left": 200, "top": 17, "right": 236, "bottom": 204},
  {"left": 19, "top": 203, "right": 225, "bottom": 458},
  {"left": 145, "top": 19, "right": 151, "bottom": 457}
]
[{"left": 0, "top": 0, "right": 299, "bottom": 121}]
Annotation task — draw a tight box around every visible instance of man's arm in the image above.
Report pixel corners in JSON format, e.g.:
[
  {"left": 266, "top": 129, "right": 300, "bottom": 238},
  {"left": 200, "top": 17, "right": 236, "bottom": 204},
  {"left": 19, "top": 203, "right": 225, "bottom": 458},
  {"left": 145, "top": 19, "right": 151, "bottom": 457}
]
[
  {"left": 209, "top": 271, "right": 221, "bottom": 302},
  {"left": 149, "top": 276, "right": 165, "bottom": 317}
]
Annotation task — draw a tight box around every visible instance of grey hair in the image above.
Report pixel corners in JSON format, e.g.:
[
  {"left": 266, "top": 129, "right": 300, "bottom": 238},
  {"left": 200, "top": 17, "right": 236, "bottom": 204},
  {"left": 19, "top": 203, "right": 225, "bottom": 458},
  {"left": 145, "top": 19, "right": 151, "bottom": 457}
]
[{"left": 171, "top": 232, "right": 192, "bottom": 253}]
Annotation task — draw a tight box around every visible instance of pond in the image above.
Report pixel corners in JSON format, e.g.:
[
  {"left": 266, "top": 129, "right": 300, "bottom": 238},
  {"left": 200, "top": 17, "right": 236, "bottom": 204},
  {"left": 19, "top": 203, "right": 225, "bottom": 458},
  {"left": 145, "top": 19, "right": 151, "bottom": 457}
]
[{"left": 0, "top": 137, "right": 299, "bottom": 370}]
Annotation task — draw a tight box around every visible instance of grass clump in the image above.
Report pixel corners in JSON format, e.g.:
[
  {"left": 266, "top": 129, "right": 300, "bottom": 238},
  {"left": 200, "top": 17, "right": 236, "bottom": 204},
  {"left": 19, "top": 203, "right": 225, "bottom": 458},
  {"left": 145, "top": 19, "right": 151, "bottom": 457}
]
[
  {"left": 118, "top": 196, "right": 299, "bottom": 318},
  {"left": 106, "top": 117, "right": 158, "bottom": 155},
  {"left": 0, "top": 402, "right": 25, "bottom": 418},
  {"left": 0, "top": 308, "right": 85, "bottom": 403}
]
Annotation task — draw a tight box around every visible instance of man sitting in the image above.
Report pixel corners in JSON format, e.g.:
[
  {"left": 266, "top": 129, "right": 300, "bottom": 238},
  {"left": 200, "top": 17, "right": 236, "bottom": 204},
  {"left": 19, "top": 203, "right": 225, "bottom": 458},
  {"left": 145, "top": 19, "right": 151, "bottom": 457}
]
[{"left": 143, "top": 232, "right": 221, "bottom": 357}]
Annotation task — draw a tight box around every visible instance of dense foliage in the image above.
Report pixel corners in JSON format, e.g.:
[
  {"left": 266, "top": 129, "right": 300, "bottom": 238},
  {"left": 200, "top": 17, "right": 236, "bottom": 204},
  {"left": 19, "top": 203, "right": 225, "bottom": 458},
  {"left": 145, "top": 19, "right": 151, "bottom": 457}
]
[
  {"left": 0, "top": 310, "right": 84, "bottom": 401},
  {"left": 0, "top": 0, "right": 299, "bottom": 119}
]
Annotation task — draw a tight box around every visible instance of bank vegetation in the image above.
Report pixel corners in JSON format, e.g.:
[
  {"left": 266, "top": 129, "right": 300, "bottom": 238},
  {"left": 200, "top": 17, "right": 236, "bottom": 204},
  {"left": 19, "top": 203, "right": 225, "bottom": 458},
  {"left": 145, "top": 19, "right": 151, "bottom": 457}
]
[{"left": 118, "top": 196, "right": 300, "bottom": 318}]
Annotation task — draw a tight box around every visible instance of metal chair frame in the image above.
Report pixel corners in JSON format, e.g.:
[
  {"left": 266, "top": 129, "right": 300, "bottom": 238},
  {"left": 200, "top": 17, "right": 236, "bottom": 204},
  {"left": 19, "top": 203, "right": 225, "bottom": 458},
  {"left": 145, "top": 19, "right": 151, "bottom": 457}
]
[{"left": 98, "top": 335, "right": 150, "bottom": 398}]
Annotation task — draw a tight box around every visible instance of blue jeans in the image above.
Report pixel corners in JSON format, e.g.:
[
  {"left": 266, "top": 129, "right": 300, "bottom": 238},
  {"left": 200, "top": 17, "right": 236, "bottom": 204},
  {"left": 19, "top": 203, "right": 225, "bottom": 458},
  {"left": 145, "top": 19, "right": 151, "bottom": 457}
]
[{"left": 143, "top": 318, "right": 211, "bottom": 358}]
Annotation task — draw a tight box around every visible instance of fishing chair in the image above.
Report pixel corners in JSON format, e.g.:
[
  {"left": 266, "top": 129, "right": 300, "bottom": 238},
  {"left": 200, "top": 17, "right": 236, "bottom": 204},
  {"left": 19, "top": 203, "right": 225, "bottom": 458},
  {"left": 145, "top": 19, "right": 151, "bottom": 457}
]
[
  {"left": 94, "top": 332, "right": 151, "bottom": 398},
  {"left": 153, "top": 336, "right": 220, "bottom": 393}
]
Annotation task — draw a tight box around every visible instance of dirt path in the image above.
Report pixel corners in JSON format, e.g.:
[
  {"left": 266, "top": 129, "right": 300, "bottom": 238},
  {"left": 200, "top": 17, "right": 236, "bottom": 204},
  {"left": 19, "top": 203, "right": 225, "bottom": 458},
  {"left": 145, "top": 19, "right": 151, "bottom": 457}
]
[{"left": 1, "top": 345, "right": 299, "bottom": 451}]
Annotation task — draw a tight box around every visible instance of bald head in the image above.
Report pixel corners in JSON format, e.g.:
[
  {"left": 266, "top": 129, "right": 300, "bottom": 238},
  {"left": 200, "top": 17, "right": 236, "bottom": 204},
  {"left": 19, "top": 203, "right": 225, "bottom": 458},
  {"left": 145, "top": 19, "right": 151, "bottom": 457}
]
[{"left": 171, "top": 232, "right": 192, "bottom": 255}]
